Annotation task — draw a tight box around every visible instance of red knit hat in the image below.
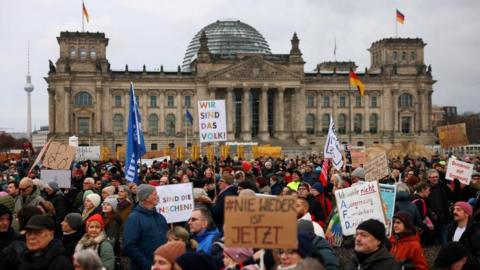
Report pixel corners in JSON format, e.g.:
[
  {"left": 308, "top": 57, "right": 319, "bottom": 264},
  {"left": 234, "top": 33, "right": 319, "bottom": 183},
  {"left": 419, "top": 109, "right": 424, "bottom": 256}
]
[
  {"left": 86, "top": 213, "right": 104, "bottom": 230},
  {"left": 454, "top": 201, "right": 473, "bottom": 216}
]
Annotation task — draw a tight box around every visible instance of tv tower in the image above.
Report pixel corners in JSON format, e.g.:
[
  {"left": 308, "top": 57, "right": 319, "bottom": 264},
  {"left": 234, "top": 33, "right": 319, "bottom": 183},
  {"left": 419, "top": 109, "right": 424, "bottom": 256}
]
[{"left": 24, "top": 43, "right": 34, "bottom": 141}]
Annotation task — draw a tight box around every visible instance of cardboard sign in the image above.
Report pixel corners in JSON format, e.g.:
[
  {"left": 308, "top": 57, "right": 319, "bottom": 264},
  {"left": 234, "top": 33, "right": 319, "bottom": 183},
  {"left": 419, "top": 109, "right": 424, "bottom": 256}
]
[
  {"left": 334, "top": 181, "right": 386, "bottom": 236},
  {"left": 364, "top": 152, "right": 389, "bottom": 181},
  {"left": 254, "top": 146, "right": 282, "bottom": 158},
  {"left": 43, "top": 142, "right": 76, "bottom": 170},
  {"left": 438, "top": 123, "right": 469, "bottom": 148},
  {"left": 351, "top": 149, "right": 367, "bottom": 168},
  {"left": 379, "top": 184, "right": 397, "bottom": 236},
  {"left": 40, "top": 169, "right": 71, "bottom": 188},
  {"left": 141, "top": 156, "right": 170, "bottom": 167},
  {"left": 75, "top": 146, "right": 101, "bottom": 161},
  {"left": 224, "top": 196, "right": 297, "bottom": 249},
  {"left": 446, "top": 158, "right": 474, "bottom": 185},
  {"left": 198, "top": 100, "right": 227, "bottom": 143},
  {"left": 155, "top": 183, "right": 194, "bottom": 223}
]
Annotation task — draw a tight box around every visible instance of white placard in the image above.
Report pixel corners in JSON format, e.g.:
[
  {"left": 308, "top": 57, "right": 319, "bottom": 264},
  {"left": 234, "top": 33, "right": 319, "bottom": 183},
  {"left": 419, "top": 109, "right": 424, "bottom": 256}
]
[
  {"left": 40, "top": 169, "right": 71, "bottom": 188},
  {"left": 75, "top": 146, "right": 101, "bottom": 161},
  {"left": 140, "top": 156, "right": 170, "bottom": 167},
  {"left": 155, "top": 182, "right": 194, "bottom": 223},
  {"left": 446, "top": 158, "right": 474, "bottom": 185},
  {"left": 334, "top": 181, "right": 386, "bottom": 236},
  {"left": 198, "top": 100, "right": 227, "bottom": 143}
]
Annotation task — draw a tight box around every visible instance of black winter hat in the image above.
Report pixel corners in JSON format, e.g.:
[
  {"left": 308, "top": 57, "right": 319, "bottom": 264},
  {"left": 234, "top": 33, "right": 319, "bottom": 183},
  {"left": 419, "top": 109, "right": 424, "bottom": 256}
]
[
  {"left": 176, "top": 252, "right": 216, "bottom": 270},
  {"left": 435, "top": 242, "right": 468, "bottom": 268},
  {"left": 356, "top": 219, "right": 387, "bottom": 244},
  {"left": 23, "top": 214, "right": 55, "bottom": 231}
]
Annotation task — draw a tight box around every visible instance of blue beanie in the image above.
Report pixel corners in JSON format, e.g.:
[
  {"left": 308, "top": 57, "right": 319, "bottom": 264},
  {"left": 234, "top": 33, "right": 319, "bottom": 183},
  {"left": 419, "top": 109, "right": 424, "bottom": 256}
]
[
  {"left": 312, "top": 183, "right": 324, "bottom": 193},
  {"left": 315, "top": 166, "right": 322, "bottom": 173}
]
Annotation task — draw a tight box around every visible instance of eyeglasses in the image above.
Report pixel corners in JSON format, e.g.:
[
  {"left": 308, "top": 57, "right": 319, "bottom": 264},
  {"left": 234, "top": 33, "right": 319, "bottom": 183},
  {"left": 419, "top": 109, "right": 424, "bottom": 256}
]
[{"left": 189, "top": 217, "right": 202, "bottom": 222}]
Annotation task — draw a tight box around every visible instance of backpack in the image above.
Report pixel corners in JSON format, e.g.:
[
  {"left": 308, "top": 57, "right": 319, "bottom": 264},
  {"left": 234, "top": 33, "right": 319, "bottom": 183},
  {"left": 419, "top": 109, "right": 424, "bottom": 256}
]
[{"left": 411, "top": 199, "right": 434, "bottom": 231}]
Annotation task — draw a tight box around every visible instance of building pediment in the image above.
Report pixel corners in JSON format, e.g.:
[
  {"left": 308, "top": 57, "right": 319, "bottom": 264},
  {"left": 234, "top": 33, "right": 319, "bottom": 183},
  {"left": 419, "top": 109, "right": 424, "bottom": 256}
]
[{"left": 208, "top": 56, "right": 301, "bottom": 81}]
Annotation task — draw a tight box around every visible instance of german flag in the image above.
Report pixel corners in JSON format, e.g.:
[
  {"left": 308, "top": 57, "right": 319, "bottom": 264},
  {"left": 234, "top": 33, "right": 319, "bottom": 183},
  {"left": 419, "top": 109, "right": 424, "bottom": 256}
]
[
  {"left": 396, "top": 9, "right": 405, "bottom": 24},
  {"left": 349, "top": 69, "right": 365, "bottom": 96},
  {"left": 83, "top": 1, "right": 90, "bottom": 23}
]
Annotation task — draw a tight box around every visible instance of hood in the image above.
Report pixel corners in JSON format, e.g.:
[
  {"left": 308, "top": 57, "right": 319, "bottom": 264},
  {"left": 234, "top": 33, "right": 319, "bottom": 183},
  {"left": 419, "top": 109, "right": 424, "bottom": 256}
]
[{"left": 395, "top": 191, "right": 411, "bottom": 201}]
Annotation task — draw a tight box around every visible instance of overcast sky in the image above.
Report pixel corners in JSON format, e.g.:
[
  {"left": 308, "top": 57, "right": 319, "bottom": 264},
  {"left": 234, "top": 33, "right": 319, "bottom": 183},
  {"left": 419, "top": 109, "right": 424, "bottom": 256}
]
[{"left": 1, "top": 0, "right": 479, "bottom": 133}]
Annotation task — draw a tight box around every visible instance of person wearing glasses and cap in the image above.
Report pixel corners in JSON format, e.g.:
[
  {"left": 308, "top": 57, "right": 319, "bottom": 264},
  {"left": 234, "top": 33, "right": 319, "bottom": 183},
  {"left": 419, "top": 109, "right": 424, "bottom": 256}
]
[{"left": 14, "top": 177, "right": 45, "bottom": 214}]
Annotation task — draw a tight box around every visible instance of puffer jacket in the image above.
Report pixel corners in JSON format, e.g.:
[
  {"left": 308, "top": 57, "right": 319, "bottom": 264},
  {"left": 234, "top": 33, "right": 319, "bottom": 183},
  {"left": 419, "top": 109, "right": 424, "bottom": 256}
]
[
  {"left": 389, "top": 234, "right": 428, "bottom": 270},
  {"left": 345, "top": 246, "right": 401, "bottom": 270},
  {"left": 193, "top": 227, "right": 221, "bottom": 255},
  {"left": 19, "top": 239, "right": 73, "bottom": 270}
]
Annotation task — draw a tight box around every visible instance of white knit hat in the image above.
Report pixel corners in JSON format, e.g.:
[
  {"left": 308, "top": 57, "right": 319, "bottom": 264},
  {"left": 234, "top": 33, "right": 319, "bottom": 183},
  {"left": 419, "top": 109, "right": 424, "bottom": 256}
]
[{"left": 85, "top": 193, "right": 101, "bottom": 208}]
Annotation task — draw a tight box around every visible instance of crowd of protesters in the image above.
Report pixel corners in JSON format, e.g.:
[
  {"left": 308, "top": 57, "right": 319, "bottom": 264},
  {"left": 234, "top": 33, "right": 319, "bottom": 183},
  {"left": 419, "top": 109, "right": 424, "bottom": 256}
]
[{"left": 0, "top": 153, "right": 480, "bottom": 270}]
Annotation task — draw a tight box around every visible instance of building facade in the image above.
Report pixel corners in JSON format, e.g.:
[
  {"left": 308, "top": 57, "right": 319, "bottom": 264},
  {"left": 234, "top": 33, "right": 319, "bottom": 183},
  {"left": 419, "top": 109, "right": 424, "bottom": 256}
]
[{"left": 45, "top": 20, "right": 436, "bottom": 152}]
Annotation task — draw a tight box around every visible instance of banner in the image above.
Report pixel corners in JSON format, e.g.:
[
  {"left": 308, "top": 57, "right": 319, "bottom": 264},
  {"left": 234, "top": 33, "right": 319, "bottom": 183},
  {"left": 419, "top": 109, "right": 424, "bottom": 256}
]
[
  {"left": 445, "top": 158, "right": 474, "bottom": 185},
  {"left": 198, "top": 100, "right": 227, "bottom": 143},
  {"left": 75, "top": 146, "right": 101, "bottom": 161},
  {"left": 324, "top": 116, "right": 343, "bottom": 170},
  {"left": 125, "top": 82, "right": 146, "bottom": 183},
  {"left": 379, "top": 184, "right": 396, "bottom": 236},
  {"left": 364, "top": 152, "right": 389, "bottom": 181},
  {"left": 224, "top": 196, "right": 297, "bottom": 249},
  {"left": 254, "top": 146, "right": 282, "bottom": 158},
  {"left": 141, "top": 156, "right": 170, "bottom": 168},
  {"left": 437, "top": 123, "right": 469, "bottom": 148},
  {"left": 155, "top": 183, "right": 194, "bottom": 223},
  {"left": 40, "top": 169, "right": 71, "bottom": 188},
  {"left": 334, "top": 181, "right": 386, "bottom": 236},
  {"left": 43, "top": 142, "right": 76, "bottom": 170}
]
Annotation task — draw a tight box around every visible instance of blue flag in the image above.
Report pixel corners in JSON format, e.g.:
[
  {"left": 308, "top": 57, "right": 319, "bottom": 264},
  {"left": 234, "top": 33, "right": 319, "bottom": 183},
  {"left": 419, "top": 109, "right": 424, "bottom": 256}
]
[
  {"left": 125, "top": 82, "right": 146, "bottom": 184},
  {"left": 185, "top": 110, "right": 193, "bottom": 125}
]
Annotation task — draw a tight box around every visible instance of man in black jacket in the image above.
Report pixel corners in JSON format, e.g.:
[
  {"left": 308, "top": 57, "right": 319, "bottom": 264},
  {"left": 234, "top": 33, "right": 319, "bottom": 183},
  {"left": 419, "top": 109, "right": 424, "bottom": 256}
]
[
  {"left": 211, "top": 173, "right": 237, "bottom": 232},
  {"left": 427, "top": 169, "right": 452, "bottom": 245}
]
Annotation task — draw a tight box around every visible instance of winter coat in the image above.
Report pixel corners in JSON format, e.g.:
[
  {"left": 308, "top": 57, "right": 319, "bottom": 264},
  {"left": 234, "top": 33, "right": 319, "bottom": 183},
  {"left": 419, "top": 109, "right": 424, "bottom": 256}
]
[
  {"left": 14, "top": 186, "right": 45, "bottom": 214},
  {"left": 62, "top": 230, "right": 83, "bottom": 260},
  {"left": 18, "top": 239, "right": 73, "bottom": 270},
  {"left": 211, "top": 185, "right": 237, "bottom": 232},
  {"left": 310, "top": 234, "right": 340, "bottom": 270},
  {"left": 123, "top": 204, "right": 168, "bottom": 270},
  {"left": 0, "top": 234, "right": 26, "bottom": 269},
  {"left": 310, "top": 193, "right": 332, "bottom": 228},
  {"left": 45, "top": 190, "right": 67, "bottom": 238},
  {"left": 301, "top": 172, "right": 318, "bottom": 185},
  {"left": 427, "top": 182, "right": 451, "bottom": 224},
  {"left": 270, "top": 182, "right": 284, "bottom": 196},
  {"left": 447, "top": 221, "right": 480, "bottom": 263},
  {"left": 345, "top": 246, "right": 401, "bottom": 270},
  {"left": 193, "top": 227, "right": 221, "bottom": 255},
  {"left": 75, "top": 231, "right": 115, "bottom": 270},
  {"left": 395, "top": 192, "right": 421, "bottom": 227},
  {"left": 389, "top": 234, "right": 428, "bottom": 270}
]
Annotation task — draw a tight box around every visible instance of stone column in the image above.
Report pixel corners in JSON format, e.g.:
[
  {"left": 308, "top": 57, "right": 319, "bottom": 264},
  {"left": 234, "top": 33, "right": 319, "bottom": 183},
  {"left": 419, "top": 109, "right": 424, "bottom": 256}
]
[
  {"left": 177, "top": 90, "right": 183, "bottom": 135},
  {"left": 241, "top": 88, "right": 252, "bottom": 141},
  {"left": 209, "top": 88, "right": 216, "bottom": 100},
  {"left": 316, "top": 91, "right": 322, "bottom": 136},
  {"left": 427, "top": 90, "right": 433, "bottom": 131},
  {"left": 226, "top": 87, "right": 235, "bottom": 140},
  {"left": 192, "top": 92, "right": 199, "bottom": 135},
  {"left": 416, "top": 89, "right": 423, "bottom": 133},
  {"left": 48, "top": 88, "right": 56, "bottom": 134},
  {"left": 259, "top": 87, "right": 270, "bottom": 140},
  {"left": 297, "top": 87, "right": 307, "bottom": 134},
  {"left": 95, "top": 87, "right": 103, "bottom": 134},
  {"left": 382, "top": 87, "right": 392, "bottom": 134},
  {"left": 392, "top": 89, "right": 399, "bottom": 132},
  {"left": 124, "top": 90, "right": 129, "bottom": 133},
  {"left": 103, "top": 87, "right": 111, "bottom": 133},
  {"left": 363, "top": 94, "right": 369, "bottom": 133},
  {"left": 332, "top": 93, "right": 337, "bottom": 126},
  {"left": 64, "top": 87, "right": 71, "bottom": 135},
  {"left": 276, "top": 87, "right": 285, "bottom": 139},
  {"left": 158, "top": 90, "right": 165, "bottom": 135}
]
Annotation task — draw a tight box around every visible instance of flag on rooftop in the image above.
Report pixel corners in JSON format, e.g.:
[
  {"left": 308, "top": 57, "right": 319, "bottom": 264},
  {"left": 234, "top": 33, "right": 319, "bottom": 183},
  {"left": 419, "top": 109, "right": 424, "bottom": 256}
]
[
  {"left": 349, "top": 69, "right": 365, "bottom": 96},
  {"left": 83, "top": 1, "right": 90, "bottom": 23},
  {"left": 396, "top": 9, "right": 405, "bottom": 24}
]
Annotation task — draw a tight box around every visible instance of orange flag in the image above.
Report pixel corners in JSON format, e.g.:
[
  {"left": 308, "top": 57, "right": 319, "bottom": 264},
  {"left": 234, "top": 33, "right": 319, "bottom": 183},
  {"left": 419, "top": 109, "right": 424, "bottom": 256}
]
[
  {"left": 83, "top": 1, "right": 90, "bottom": 23},
  {"left": 349, "top": 69, "right": 365, "bottom": 96}
]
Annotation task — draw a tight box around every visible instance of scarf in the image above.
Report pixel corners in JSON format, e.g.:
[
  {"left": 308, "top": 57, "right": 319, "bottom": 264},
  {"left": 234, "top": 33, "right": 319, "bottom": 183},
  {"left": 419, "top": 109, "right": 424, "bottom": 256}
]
[{"left": 75, "top": 231, "right": 107, "bottom": 253}]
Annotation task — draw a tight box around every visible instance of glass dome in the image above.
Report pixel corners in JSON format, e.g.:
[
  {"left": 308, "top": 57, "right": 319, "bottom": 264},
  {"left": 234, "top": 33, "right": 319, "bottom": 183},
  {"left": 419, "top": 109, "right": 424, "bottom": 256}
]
[{"left": 182, "top": 19, "right": 272, "bottom": 70}]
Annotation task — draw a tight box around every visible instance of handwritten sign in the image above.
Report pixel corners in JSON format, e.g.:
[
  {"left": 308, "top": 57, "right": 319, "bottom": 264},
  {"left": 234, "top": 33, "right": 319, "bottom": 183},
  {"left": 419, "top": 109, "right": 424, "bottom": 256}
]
[
  {"left": 351, "top": 149, "right": 367, "bottom": 168},
  {"left": 446, "top": 158, "right": 474, "bottom": 185},
  {"left": 364, "top": 152, "right": 389, "bottom": 181},
  {"left": 75, "top": 146, "right": 101, "bottom": 161},
  {"left": 40, "top": 169, "right": 71, "bottom": 188},
  {"left": 334, "top": 181, "right": 386, "bottom": 236},
  {"left": 43, "top": 142, "right": 76, "bottom": 170},
  {"left": 141, "top": 156, "right": 170, "bottom": 168},
  {"left": 438, "top": 123, "right": 469, "bottom": 148},
  {"left": 379, "top": 184, "right": 396, "bottom": 236},
  {"left": 198, "top": 100, "right": 227, "bottom": 143},
  {"left": 155, "top": 183, "right": 194, "bottom": 223},
  {"left": 224, "top": 196, "right": 297, "bottom": 249}
]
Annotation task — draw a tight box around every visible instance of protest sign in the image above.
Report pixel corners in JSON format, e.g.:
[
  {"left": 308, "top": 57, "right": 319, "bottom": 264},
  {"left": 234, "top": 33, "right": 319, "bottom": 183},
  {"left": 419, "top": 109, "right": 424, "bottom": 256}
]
[
  {"left": 141, "top": 156, "right": 170, "bottom": 167},
  {"left": 254, "top": 146, "right": 282, "bottom": 158},
  {"left": 224, "top": 196, "right": 297, "bottom": 249},
  {"left": 198, "top": 100, "right": 227, "bottom": 143},
  {"left": 43, "top": 142, "right": 76, "bottom": 170},
  {"left": 75, "top": 146, "right": 101, "bottom": 161},
  {"left": 155, "top": 183, "right": 194, "bottom": 223},
  {"left": 364, "top": 152, "right": 389, "bottom": 181},
  {"left": 437, "top": 123, "right": 469, "bottom": 148},
  {"left": 445, "top": 158, "right": 474, "bottom": 185},
  {"left": 351, "top": 149, "right": 367, "bottom": 168},
  {"left": 40, "top": 169, "right": 71, "bottom": 188},
  {"left": 379, "top": 184, "right": 396, "bottom": 236},
  {"left": 334, "top": 181, "right": 386, "bottom": 236}
]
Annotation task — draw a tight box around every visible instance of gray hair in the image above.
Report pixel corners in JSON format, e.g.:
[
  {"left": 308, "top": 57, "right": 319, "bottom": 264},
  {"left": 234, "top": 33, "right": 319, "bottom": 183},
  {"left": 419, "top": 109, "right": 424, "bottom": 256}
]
[
  {"left": 427, "top": 169, "right": 439, "bottom": 177},
  {"left": 73, "top": 249, "right": 104, "bottom": 270}
]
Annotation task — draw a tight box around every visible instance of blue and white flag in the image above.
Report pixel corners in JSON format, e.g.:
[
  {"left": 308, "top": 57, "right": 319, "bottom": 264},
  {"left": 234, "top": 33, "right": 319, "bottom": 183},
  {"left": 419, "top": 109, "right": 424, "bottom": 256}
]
[
  {"left": 125, "top": 82, "right": 146, "bottom": 183},
  {"left": 185, "top": 110, "right": 193, "bottom": 126},
  {"left": 323, "top": 116, "right": 344, "bottom": 170}
]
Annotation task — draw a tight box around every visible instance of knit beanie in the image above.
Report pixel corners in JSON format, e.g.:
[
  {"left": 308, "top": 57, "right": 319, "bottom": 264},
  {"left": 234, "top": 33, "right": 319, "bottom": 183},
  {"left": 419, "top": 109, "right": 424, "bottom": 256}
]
[
  {"left": 454, "top": 201, "right": 473, "bottom": 216},
  {"left": 86, "top": 213, "right": 104, "bottom": 230},
  {"left": 137, "top": 184, "right": 156, "bottom": 202},
  {"left": 65, "top": 213, "right": 83, "bottom": 231},
  {"left": 85, "top": 193, "right": 101, "bottom": 208},
  {"left": 435, "top": 242, "right": 468, "bottom": 268},
  {"left": 0, "top": 203, "right": 12, "bottom": 222},
  {"left": 83, "top": 190, "right": 94, "bottom": 201},
  {"left": 46, "top": 181, "right": 60, "bottom": 192},
  {"left": 103, "top": 195, "right": 118, "bottom": 212},
  {"left": 176, "top": 252, "right": 217, "bottom": 270},
  {"left": 356, "top": 219, "right": 386, "bottom": 244},
  {"left": 351, "top": 167, "right": 365, "bottom": 179},
  {"left": 393, "top": 211, "right": 415, "bottom": 234},
  {"left": 102, "top": 186, "right": 116, "bottom": 197},
  {"left": 311, "top": 183, "right": 324, "bottom": 193},
  {"left": 0, "top": 192, "right": 15, "bottom": 214},
  {"left": 297, "top": 232, "right": 313, "bottom": 258},
  {"left": 223, "top": 247, "right": 253, "bottom": 263},
  {"left": 297, "top": 220, "right": 315, "bottom": 235},
  {"left": 154, "top": 241, "right": 186, "bottom": 264}
]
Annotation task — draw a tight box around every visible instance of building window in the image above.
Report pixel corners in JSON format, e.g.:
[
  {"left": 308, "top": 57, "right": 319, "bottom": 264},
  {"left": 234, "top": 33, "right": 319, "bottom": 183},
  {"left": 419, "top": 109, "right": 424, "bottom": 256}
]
[
  {"left": 370, "top": 96, "right": 378, "bottom": 108},
  {"left": 306, "top": 96, "right": 314, "bottom": 108},
  {"left": 80, "top": 47, "right": 87, "bottom": 58},
  {"left": 167, "top": 96, "right": 174, "bottom": 108},
  {"left": 150, "top": 96, "right": 157, "bottom": 107},
  {"left": 339, "top": 96, "right": 346, "bottom": 108},
  {"left": 393, "top": 51, "right": 398, "bottom": 62},
  {"left": 401, "top": 117, "right": 412, "bottom": 134},
  {"left": 322, "top": 114, "right": 330, "bottom": 134},
  {"left": 338, "top": 114, "right": 347, "bottom": 134},
  {"left": 323, "top": 96, "right": 330, "bottom": 107},
  {"left": 401, "top": 51, "right": 406, "bottom": 61},
  {"left": 151, "top": 143, "right": 158, "bottom": 150},
  {"left": 410, "top": 51, "right": 416, "bottom": 61},
  {"left": 90, "top": 47, "right": 96, "bottom": 58},
  {"left": 306, "top": 114, "right": 315, "bottom": 135},
  {"left": 355, "top": 96, "right": 361, "bottom": 107},
  {"left": 114, "top": 95, "right": 122, "bottom": 107},
  {"left": 370, "top": 114, "right": 378, "bottom": 134},
  {"left": 74, "top": 92, "right": 93, "bottom": 107},
  {"left": 184, "top": 96, "right": 192, "bottom": 108},
  {"left": 354, "top": 114, "right": 362, "bottom": 134},
  {"left": 148, "top": 114, "right": 158, "bottom": 136},
  {"left": 70, "top": 46, "right": 76, "bottom": 58},
  {"left": 78, "top": 117, "right": 89, "bottom": 135},
  {"left": 165, "top": 114, "right": 176, "bottom": 136},
  {"left": 113, "top": 114, "right": 124, "bottom": 136},
  {"left": 399, "top": 93, "right": 413, "bottom": 107}
]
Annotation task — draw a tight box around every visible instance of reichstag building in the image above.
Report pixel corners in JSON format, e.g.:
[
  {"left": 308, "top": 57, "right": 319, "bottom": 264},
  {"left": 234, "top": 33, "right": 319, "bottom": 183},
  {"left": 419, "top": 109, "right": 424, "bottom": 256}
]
[{"left": 45, "top": 19, "right": 436, "bottom": 151}]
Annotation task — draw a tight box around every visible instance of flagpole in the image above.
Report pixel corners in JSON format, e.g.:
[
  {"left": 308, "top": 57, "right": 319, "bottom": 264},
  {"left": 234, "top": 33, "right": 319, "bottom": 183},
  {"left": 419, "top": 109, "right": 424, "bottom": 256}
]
[
  {"left": 82, "top": 1, "right": 84, "bottom": 32},
  {"left": 395, "top": 20, "right": 397, "bottom": 38},
  {"left": 185, "top": 111, "right": 188, "bottom": 149}
]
